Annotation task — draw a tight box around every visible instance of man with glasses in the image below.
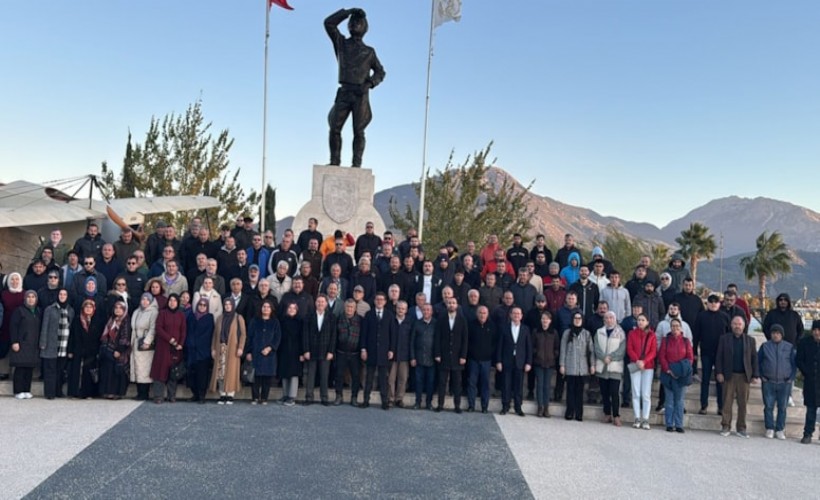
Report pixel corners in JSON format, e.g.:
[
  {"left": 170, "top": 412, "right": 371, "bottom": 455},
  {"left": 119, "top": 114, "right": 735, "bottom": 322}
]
[
  {"left": 354, "top": 222, "right": 381, "bottom": 263},
  {"left": 150, "top": 245, "right": 182, "bottom": 279},
  {"left": 323, "top": 238, "right": 354, "bottom": 279},
  {"left": 263, "top": 230, "right": 276, "bottom": 252},
  {"left": 70, "top": 255, "right": 108, "bottom": 301},
  {"left": 37, "top": 270, "right": 62, "bottom": 309},
  {"left": 246, "top": 234, "right": 270, "bottom": 279},
  {"left": 119, "top": 256, "right": 146, "bottom": 310},
  {"left": 231, "top": 215, "right": 257, "bottom": 252}
]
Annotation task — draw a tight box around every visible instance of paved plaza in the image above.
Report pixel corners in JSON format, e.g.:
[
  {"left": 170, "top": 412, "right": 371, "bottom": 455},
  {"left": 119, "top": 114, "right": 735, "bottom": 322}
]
[{"left": 2, "top": 397, "right": 817, "bottom": 499}]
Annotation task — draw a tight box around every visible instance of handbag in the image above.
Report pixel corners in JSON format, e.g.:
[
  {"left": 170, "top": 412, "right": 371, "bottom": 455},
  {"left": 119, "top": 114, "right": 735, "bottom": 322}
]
[
  {"left": 170, "top": 361, "right": 187, "bottom": 382},
  {"left": 137, "top": 330, "right": 155, "bottom": 351},
  {"left": 241, "top": 360, "right": 255, "bottom": 385}
]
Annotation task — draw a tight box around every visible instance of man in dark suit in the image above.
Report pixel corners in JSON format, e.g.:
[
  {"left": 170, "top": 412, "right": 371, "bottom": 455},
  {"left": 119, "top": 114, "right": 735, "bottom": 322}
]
[
  {"left": 434, "top": 297, "right": 469, "bottom": 413},
  {"left": 303, "top": 295, "right": 337, "bottom": 405},
  {"left": 496, "top": 306, "right": 533, "bottom": 416},
  {"left": 361, "top": 292, "right": 397, "bottom": 409}
]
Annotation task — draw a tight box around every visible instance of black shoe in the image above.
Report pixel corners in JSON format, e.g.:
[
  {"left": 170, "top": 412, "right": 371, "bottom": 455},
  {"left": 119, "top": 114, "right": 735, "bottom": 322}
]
[
  {"left": 197, "top": 399, "right": 206, "bottom": 405},
  {"left": 565, "top": 414, "right": 574, "bottom": 421},
  {"left": 666, "top": 427, "right": 674, "bottom": 432},
  {"left": 675, "top": 427, "right": 685, "bottom": 433},
  {"left": 395, "top": 401, "right": 404, "bottom": 408},
  {"left": 434, "top": 406, "right": 442, "bottom": 413},
  {"left": 382, "top": 402, "right": 389, "bottom": 410},
  {"left": 515, "top": 409, "right": 525, "bottom": 417},
  {"left": 427, "top": 405, "right": 434, "bottom": 411},
  {"left": 698, "top": 407, "right": 707, "bottom": 415},
  {"left": 334, "top": 397, "right": 343, "bottom": 406},
  {"left": 361, "top": 401, "right": 370, "bottom": 409},
  {"left": 656, "top": 404, "right": 664, "bottom": 412},
  {"left": 454, "top": 407, "right": 462, "bottom": 414},
  {"left": 304, "top": 399, "right": 313, "bottom": 406},
  {"left": 801, "top": 435, "right": 812, "bottom": 444},
  {"left": 526, "top": 391, "right": 534, "bottom": 401},
  {"left": 0, "top": 374, "right": 9, "bottom": 381},
  {"left": 481, "top": 408, "right": 488, "bottom": 414},
  {"left": 413, "top": 402, "right": 421, "bottom": 410},
  {"left": 350, "top": 400, "right": 358, "bottom": 408},
  {"left": 467, "top": 407, "right": 475, "bottom": 413},
  {"left": 321, "top": 401, "right": 329, "bottom": 407},
  {"left": 574, "top": 417, "right": 583, "bottom": 422},
  {"left": 500, "top": 408, "right": 508, "bottom": 415},
  {"left": 621, "top": 402, "right": 630, "bottom": 409}
]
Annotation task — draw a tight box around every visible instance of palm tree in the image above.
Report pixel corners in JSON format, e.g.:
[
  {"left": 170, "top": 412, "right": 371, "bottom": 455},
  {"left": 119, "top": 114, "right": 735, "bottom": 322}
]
[
  {"left": 674, "top": 222, "right": 717, "bottom": 285},
  {"left": 738, "top": 231, "right": 793, "bottom": 304}
]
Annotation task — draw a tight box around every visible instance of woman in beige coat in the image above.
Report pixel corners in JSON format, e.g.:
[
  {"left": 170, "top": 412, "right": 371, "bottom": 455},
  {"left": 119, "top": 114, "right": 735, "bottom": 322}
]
[
  {"left": 209, "top": 297, "right": 246, "bottom": 404},
  {"left": 130, "top": 293, "right": 158, "bottom": 400}
]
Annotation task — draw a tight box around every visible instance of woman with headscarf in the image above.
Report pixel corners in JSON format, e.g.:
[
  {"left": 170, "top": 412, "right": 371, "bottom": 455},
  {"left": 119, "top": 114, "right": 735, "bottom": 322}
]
[
  {"left": 75, "top": 276, "right": 104, "bottom": 313},
  {"left": 39, "top": 288, "right": 74, "bottom": 399},
  {"left": 193, "top": 276, "right": 223, "bottom": 323},
  {"left": 150, "top": 293, "right": 187, "bottom": 403},
  {"left": 593, "top": 311, "right": 627, "bottom": 427},
  {"left": 185, "top": 298, "right": 214, "bottom": 404},
  {"left": 209, "top": 297, "right": 246, "bottom": 405},
  {"left": 1, "top": 272, "right": 25, "bottom": 380},
  {"left": 658, "top": 272, "right": 676, "bottom": 311},
  {"left": 98, "top": 299, "right": 131, "bottom": 399},
  {"left": 277, "top": 302, "right": 304, "bottom": 407},
  {"left": 144, "top": 277, "right": 167, "bottom": 311},
  {"left": 130, "top": 293, "right": 158, "bottom": 401},
  {"left": 10, "top": 290, "right": 41, "bottom": 399},
  {"left": 67, "top": 299, "right": 104, "bottom": 398},
  {"left": 559, "top": 312, "right": 595, "bottom": 421},
  {"left": 246, "top": 301, "right": 280, "bottom": 405}
]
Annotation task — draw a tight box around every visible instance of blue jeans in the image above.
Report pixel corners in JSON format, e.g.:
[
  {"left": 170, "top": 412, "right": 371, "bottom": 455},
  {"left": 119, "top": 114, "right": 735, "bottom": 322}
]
[
  {"left": 700, "top": 354, "right": 723, "bottom": 410},
  {"left": 762, "top": 381, "right": 791, "bottom": 431},
  {"left": 467, "top": 360, "right": 491, "bottom": 410},
  {"left": 534, "top": 366, "right": 554, "bottom": 407},
  {"left": 662, "top": 376, "right": 685, "bottom": 429},
  {"left": 415, "top": 365, "right": 436, "bottom": 407}
]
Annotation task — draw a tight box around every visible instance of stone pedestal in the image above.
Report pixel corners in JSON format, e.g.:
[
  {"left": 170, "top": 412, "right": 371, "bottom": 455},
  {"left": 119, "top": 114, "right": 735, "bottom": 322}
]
[{"left": 291, "top": 165, "right": 386, "bottom": 242}]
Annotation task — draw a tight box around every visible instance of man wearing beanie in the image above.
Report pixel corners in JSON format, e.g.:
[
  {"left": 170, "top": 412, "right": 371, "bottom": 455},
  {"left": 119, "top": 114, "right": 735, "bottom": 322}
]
[
  {"left": 797, "top": 320, "right": 820, "bottom": 444},
  {"left": 758, "top": 324, "right": 797, "bottom": 439}
]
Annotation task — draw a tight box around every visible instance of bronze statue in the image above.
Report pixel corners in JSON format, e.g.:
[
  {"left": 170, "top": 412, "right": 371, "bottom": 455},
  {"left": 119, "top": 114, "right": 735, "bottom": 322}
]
[{"left": 325, "top": 8, "right": 385, "bottom": 168}]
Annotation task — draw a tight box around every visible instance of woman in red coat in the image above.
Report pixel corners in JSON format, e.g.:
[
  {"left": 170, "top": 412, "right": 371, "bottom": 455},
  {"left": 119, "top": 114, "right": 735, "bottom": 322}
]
[
  {"left": 659, "top": 318, "right": 694, "bottom": 433},
  {"left": 150, "top": 293, "right": 186, "bottom": 403},
  {"left": 626, "top": 314, "right": 657, "bottom": 430}
]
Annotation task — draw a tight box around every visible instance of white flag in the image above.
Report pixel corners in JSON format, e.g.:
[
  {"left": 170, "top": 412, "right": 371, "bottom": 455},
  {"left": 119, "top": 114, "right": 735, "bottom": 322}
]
[{"left": 433, "top": 0, "right": 462, "bottom": 28}]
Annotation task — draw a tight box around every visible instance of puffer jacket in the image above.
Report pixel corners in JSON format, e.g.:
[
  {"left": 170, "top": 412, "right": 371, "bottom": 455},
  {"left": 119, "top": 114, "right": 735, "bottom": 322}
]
[{"left": 594, "top": 325, "right": 627, "bottom": 379}]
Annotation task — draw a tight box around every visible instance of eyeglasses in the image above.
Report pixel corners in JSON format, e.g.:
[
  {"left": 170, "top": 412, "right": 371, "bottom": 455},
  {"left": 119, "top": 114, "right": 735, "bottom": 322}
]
[
  {"left": 116, "top": 282, "right": 126, "bottom": 287},
  {"left": 661, "top": 277, "right": 670, "bottom": 281},
  {"left": 48, "top": 276, "right": 59, "bottom": 280},
  {"left": 335, "top": 243, "right": 343, "bottom": 246},
  {"left": 127, "top": 262, "right": 137, "bottom": 266},
  {"left": 83, "top": 262, "right": 94, "bottom": 266}
]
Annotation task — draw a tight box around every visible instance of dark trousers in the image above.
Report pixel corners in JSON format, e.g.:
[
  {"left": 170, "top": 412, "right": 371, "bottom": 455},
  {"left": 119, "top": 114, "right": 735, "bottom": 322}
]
[
  {"left": 335, "top": 352, "right": 361, "bottom": 399},
  {"left": 187, "top": 359, "right": 211, "bottom": 400},
  {"left": 527, "top": 369, "right": 536, "bottom": 395},
  {"left": 67, "top": 356, "right": 98, "bottom": 398},
  {"left": 467, "top": 360, "right": 490, "bottom": 410},
  {"left": 153, "top": 378, "right": 178, "bottom": 401},
  {"left": 599, "top": 377, "right": 621, "bottom": 417},
  {"left": 621, "top": 355, "right": 632, "bottom": 403},
  {"left": 136, "top": 383, "right": 151, "bottom": 400},
  {"left": 700, "top": 354, "right": 723, "bottom": 410},
  {"left": 415, "top": 364, "right": 436, "bottom": 406},
  {"left": 565, "top": 375, "right": 585, "bottom": 420},
  {"left": 554, "top": 370, "right": 565, "bottom": 401},
  {"left": 364, "top": 363, "right": 389, "bottom": 404},
  {"left": 805, "top": 405, "right": 818, "bottom": 438},
  {"left": 502, "top": 366, "right": 524, "bottom": 411},
  {"left": 437, "top": 367, "right": 462, "bottom": 409},
  {"left": 305, "top": 359, "right": 330, "bottom": 402},
  {"left": 252, "top": 375, "right": 273, "bottom": 401},
  {"left": 13, "top": 366, "right": 34, "bottom": 394},
  {"left": 42, "top": 358, "right": 59, "bottom": 399}
]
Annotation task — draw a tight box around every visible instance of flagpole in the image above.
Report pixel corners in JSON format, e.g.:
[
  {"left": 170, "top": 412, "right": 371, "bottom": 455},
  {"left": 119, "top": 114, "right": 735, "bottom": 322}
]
[
  {"left": 418, "top": 0, "right": 436, "bottom": 243},
  {"left": 260, "top": 0, "right": 271, "bottom": 232}
]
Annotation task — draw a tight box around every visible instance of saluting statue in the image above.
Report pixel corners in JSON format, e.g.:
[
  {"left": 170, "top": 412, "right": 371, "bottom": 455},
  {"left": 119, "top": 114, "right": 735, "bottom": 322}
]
[{"left": 325, "top": 8, "right": 386, "bottom": 168}]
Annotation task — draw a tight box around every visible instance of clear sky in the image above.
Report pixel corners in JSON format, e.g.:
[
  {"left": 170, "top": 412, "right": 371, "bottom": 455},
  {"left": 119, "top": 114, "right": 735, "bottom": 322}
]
[{"left": 2, "top": 1, "right": 819, "bottom": 228}]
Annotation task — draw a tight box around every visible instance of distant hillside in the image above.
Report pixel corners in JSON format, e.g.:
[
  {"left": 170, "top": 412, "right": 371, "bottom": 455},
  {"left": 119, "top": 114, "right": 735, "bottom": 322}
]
[
  {"left": 661, "top": 196, "right": 820, "bottom": 256},
  {"left": 694, "top": 250, "right": 820, "bottom": 300}
]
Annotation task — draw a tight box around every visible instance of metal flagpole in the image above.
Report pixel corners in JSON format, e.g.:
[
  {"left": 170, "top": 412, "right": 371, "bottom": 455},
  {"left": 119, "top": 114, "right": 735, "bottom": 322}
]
[
  {"left": 418, "top": 0, "right": 436, "bottom": 243},
  {"left": 260, "top": 0, "right": 271, "bottom": 232}
]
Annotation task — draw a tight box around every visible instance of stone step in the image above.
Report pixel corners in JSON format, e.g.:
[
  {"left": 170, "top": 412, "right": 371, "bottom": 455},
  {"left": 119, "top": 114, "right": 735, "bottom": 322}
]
[{"left": 1, "top": 381, "right": 811, "bottom": 438}]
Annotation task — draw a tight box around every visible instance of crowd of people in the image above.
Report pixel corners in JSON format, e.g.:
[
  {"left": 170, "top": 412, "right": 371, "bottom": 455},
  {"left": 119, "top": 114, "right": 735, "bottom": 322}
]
[{"left": 1, "top": 217, "right": 819, "bottom": 444}]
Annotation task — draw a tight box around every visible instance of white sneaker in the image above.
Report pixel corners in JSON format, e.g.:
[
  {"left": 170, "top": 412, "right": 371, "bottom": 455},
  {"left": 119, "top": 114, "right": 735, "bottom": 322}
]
[
  {"left": 641, "top": 421, "right": 651, "bottom": 430},
  {"left": 775, "top": 431, "right": 786, "bottom": 440},
  {"left": 720, "top": 429, "right": 731, "bottom": 437},
  {"left": 633, "top": 420, "right": 641, "bottom": 429},
  {"left": 788, "top": 396, "right": 795, "bottom": 407},
  {"left": 25, "top": 392, "right": 33, "bottom": 399},
  {"left": 765, "top": 429, "right": 774, "bottom": 439},
  {"left": 14, "top": 393, "right": 25, "bottom": 400}
]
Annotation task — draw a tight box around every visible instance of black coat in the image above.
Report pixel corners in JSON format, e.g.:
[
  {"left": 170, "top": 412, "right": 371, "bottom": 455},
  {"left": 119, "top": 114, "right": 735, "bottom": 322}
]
[
  {"left": 68, "top": 313, "right": 105, "bottom": 361},
  {"left": 796, "top": 336, "right": 820, "bottom": 408},
  {"left": 9, "top": 307, "right": 41, "bottom": 367},
  {"left": 434, "top": 313, "right": 469, "bottom": 370},
  {"left": 496, "top": 322, "right": 533, "bottom": 370},
  {"left": 361, "top": 309, "right": 397, "bottom": 367},
  {"left": 277, "top": 315, "right": 304, "bottom": 378}
]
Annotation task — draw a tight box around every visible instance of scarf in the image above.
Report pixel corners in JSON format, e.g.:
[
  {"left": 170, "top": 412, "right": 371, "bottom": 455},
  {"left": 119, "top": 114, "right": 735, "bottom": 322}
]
[
  {"left": 57, "top": 303, "right": 70, "bottom": 357},
  {"left": 166, "top": 293, "right": 180, "bottom": 312},
  {"left": 140, "top": 292, "right": 154, "bottom": 311},
  {"left": 7, "top": 272, "right": 23, "bottom": 293},
  {"left": 220, "top": 298, "right": 236, "bottom": 344},
  {"left": 194, "top": 298, "right": 210, "bottom": 321},
  {"left": 568, "top": 322, "right": 584, "bottom": 343},
  {"left": 80, "top": 299, "right": 96, "bottom": 332},
  {"left": 84, "top": 276, "right": 98, "bottom": 298}
]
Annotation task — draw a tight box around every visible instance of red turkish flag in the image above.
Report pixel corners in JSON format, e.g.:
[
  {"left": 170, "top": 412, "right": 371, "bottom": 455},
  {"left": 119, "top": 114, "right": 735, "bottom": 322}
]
[{"left": 269, "top": 0, "right": 293, "bottom": 10}]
